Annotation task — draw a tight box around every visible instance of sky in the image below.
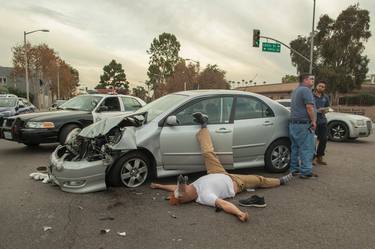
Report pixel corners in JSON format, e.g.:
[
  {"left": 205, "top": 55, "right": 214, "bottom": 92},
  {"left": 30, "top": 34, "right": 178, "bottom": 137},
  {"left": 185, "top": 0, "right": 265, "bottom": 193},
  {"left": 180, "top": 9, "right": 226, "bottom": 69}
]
[{"left": 0, "top": 0, "right": 374, "bottom": 90}]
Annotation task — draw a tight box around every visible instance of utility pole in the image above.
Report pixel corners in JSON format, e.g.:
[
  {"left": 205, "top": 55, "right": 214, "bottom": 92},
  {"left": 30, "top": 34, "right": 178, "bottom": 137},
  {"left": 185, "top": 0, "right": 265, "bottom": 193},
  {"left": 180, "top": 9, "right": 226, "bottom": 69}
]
[
  {"left": 309, "top": 0, "right": 316, "bottom": 74},
  {"left": 57, "top": 62, "right": 60, "bottom": 99},
  {"left": 23, "top": 29, "right": 49, "bottom": 102}
]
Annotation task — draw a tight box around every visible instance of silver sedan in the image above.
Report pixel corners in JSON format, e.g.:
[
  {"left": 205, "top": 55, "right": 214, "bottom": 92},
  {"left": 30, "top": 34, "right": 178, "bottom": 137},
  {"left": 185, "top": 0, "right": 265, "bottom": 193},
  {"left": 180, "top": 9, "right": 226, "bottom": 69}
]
[{"left": 49, "top": 90, "right": 291, "bottom": 193}]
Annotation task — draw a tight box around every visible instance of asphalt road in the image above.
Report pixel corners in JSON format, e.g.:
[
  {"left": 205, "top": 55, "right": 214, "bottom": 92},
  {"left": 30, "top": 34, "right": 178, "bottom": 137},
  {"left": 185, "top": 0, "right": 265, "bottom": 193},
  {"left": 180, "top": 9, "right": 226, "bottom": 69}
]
[{"left": 0, "top": 135, "right": 374, "bottom": 249}]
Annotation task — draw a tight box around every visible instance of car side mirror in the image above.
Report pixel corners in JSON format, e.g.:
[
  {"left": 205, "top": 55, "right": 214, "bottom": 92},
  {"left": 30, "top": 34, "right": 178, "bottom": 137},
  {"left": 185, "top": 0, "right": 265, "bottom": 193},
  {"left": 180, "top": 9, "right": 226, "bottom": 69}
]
[
  {"left": 97, "top": 105, "right": 109, "bottom": 112},
  {"left": 165, "top": 116, "right": 180, "bottom": 126}
]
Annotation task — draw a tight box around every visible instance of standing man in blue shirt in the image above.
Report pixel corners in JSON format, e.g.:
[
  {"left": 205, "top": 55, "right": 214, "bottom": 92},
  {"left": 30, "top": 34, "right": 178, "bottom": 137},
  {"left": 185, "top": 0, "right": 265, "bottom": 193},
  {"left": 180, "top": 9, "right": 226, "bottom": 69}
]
[
  {"left": 289, "top": 73, "right": 317, "bottom": 179},
  {"left": 313, "top": 80, "right": 330, "bottom": 165}
]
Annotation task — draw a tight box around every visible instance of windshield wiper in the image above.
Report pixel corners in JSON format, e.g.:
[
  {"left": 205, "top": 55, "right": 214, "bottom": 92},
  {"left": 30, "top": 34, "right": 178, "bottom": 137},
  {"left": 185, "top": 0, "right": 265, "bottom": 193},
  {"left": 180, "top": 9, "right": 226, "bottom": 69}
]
[{"left": 61, "top": 107, "right": 80, "bottom": 111}]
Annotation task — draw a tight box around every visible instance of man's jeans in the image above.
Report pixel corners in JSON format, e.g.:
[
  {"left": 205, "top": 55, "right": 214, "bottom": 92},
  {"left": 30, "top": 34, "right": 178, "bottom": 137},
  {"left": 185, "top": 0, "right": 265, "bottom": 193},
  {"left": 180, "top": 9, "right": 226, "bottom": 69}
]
[{"left": 289, "top": 123, "right": 315, "bottom": 176}]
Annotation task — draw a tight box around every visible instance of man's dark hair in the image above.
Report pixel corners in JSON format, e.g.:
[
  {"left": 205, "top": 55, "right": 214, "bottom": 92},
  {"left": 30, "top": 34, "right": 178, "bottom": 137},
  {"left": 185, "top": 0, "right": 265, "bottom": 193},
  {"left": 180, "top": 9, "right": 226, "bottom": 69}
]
[
  {"left": 317, "top": 80, "right": 327, "bottom": 85},
  {"left": 299, "top": 73, "right": 313, "bottom": 83}
]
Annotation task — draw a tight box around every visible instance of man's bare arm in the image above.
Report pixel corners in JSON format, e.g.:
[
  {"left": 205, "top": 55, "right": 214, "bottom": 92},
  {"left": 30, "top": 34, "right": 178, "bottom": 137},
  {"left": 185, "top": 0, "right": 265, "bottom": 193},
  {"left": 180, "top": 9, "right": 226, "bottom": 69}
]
[
  {"left": 306, "top": 104, "right": 316, "bottom": 129},
  {"left": 215, "top": 198, "right": 249, "bottom": 222},
  {"left": 150, "top": 183, "right": 177, "bottom": 192}
]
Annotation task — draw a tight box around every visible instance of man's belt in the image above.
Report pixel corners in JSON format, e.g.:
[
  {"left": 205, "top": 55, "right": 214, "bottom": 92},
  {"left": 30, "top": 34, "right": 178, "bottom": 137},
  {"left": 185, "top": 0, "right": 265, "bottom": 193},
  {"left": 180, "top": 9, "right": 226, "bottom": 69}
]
[{"left": 290, "top": 120, "right": 310, "bottom": 124}]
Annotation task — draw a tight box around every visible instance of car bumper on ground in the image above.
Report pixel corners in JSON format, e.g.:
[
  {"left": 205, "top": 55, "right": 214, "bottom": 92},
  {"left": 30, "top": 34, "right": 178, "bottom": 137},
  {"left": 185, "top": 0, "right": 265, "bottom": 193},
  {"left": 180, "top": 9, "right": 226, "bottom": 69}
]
[
  {"left": 1, "top": 127, "right": 58, "bottom": 144},
  {"left": 48, "top": 146, "right": 108, "bottom": 193}
]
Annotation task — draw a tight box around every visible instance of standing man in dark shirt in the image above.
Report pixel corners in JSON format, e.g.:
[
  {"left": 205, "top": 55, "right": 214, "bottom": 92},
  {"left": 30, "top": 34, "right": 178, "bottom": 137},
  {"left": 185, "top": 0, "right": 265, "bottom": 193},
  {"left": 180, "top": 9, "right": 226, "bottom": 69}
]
[
  {"left": 313, "top": 80, "right": 330, "bottom": 165},
  {"left": 289, "top": 73, "right": 317, "bottom": 179}
]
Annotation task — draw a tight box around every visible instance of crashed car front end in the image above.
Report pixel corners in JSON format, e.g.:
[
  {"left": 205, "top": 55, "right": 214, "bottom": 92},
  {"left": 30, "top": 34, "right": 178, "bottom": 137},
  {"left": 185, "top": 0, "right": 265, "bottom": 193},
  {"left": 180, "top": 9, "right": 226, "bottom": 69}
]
[{"left": 48, "top": 114, "right": 141, "bottom": 193}]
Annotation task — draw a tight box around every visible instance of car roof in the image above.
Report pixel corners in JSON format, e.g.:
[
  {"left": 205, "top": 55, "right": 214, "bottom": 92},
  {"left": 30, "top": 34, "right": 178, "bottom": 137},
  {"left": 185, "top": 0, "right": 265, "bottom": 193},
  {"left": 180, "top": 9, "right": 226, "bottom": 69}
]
[
  {"left": 0, "top": 94, "right": 18, "bottom": 98},
  {"left": 79, "top": 94, "right": 138, "bottom": 98},
  {"left": 172, "top": 89, "right": 265, "bottom": 98}
]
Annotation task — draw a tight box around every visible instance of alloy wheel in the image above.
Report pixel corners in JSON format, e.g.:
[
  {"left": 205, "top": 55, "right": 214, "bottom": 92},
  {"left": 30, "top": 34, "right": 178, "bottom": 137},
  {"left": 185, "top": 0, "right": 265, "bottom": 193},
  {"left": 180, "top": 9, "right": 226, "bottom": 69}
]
[
  {"left": 120, "top": 158, "right": 148, "bottom": 188},
  {"left": 270, "top": 145, "right": 290, "bottom": 169},
  {"left": 331, "top": 124, "right": 346, "bottom": 140}
]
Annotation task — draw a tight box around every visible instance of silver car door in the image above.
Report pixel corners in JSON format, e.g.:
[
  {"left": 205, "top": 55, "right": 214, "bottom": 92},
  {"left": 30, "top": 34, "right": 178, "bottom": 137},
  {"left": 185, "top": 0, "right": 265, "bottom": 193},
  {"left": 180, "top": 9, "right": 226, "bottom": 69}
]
[
  {"left": 232, "top": 96, "right": 276, "bottom": 168},
  {"left": 160, "top": 96, "right": 234, "bottom": 171}
]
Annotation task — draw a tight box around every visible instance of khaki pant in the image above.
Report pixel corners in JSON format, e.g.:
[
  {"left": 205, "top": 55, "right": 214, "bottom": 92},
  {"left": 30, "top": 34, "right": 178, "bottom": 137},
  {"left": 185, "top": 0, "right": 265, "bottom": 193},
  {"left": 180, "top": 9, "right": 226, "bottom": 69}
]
[{"left": 196, "top": 128, "right": 280, "bottom": 192}]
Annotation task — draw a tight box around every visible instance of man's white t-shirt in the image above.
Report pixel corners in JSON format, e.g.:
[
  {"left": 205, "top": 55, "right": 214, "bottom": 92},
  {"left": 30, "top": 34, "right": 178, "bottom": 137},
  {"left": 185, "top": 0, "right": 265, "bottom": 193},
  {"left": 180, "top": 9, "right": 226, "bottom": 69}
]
[{"left": 192, "top": 173, "right": 235, "bottom": 207}]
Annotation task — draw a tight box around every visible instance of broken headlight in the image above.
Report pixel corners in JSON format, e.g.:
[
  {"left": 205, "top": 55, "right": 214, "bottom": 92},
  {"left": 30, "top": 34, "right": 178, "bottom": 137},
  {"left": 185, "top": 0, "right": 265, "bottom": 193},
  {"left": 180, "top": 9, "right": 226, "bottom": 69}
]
[{"left": 106, "top": 126, "right": 123, "bottom": 145}]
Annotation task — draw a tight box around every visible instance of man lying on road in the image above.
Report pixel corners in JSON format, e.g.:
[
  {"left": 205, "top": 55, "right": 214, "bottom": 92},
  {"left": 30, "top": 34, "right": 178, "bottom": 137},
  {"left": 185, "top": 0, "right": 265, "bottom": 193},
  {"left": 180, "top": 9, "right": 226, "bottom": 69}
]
[{"left": 151, "top": 112, "right": 293, "bottom": 222}]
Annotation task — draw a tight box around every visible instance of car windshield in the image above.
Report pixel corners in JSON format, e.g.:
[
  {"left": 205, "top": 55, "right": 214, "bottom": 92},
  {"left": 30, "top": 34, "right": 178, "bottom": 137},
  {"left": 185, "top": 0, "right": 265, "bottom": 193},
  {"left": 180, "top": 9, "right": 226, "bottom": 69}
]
[
  {"left": 134, "top": 94, "right": 188, "bottom": 122},
  {"left": 0, "top": 98, "right": 17, "bottom": 107},
  {"left": 60, "top": 95, "right": 103, "bottom": 111},
  {"left": 278, "top": 101, "right": 291, "bottom": 107}
]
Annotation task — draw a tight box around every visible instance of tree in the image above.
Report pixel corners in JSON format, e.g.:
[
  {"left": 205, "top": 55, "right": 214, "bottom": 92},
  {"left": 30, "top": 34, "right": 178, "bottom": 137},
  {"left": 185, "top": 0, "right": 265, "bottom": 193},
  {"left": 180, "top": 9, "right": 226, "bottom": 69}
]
[
  {"left": 197, "top": 64, "right": 230, "bottom": 90},
  {"left": 96, "top": 59, "right": 129, "bottom": 91},
  {"left": 12, "top": 43, "right": 79, "bottom": 101},
  {"left": 132, "top": 86, "right": 148, "bottom": 102},
  {"left": 147, "top": 33, "right": 181, "bottom": 99},
  {"left": 165, "top": 60, "right": 199, "bottom": 93},
  {"left": 282, "top": 74, "right": 298, "bottom": 83},
  {"left": 290, "top": 4, "right": 371, "bottom": 103}
]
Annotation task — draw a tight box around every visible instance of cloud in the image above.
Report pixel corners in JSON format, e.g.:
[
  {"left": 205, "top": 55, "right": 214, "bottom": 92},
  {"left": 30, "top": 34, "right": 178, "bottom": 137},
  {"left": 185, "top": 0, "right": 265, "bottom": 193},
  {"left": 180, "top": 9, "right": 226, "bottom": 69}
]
[{"left": 0, "top": 0, "right": 374, "bottom": 89}]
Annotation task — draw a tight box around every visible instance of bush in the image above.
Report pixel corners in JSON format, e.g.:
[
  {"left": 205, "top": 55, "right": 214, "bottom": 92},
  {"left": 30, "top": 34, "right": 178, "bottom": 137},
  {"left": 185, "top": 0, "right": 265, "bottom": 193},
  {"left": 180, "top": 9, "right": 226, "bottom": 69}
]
[{"left": 339, "top": 94, "right": 375, "bottom": 106}]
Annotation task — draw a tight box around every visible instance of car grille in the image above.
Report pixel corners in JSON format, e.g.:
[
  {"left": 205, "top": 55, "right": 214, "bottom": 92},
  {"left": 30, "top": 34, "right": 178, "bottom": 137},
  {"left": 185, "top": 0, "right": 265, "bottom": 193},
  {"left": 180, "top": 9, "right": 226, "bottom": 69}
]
[
  {"left": 4, "top": 118, "right": 15, "bottom": 128},
  {"left": 367, "top": 121, "right": 372, "bottom": 133}
]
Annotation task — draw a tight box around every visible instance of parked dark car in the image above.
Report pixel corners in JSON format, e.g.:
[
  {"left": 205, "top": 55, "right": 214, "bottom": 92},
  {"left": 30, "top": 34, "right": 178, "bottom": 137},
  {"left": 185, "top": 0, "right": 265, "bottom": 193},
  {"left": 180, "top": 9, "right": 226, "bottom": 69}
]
[{"left": 0, "top": 94, "right": 145, "bottom": 146}]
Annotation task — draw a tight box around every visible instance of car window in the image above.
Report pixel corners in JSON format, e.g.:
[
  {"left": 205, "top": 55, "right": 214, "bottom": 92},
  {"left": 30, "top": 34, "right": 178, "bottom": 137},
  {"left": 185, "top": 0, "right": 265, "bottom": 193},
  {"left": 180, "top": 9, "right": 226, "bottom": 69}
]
[
  {"left": 60, "top": 95, "right": 103, "bottom": 111},
  {"left": 121, "top": 97, "right": 142, "bottom": 112},
  {"left": 18, "top": 99, "right": 26, "bottom": 107},
  {"left": 101, "top": 97, "right": 121, "bottom": 111},
  {"left": 234, "top": 96, "right": 274, "bottom": 120},
  {"left": 0, "top": 98, "right": 17, "bottom": 107},
  {"left": 134, "top": 94, "right": 188, "bottom": 122},
  {"left": 175, "top": 96, "right": 233, "bottom": 125},
  {"left": 278, "top": 101, "right": 291, "bottom": 107}
]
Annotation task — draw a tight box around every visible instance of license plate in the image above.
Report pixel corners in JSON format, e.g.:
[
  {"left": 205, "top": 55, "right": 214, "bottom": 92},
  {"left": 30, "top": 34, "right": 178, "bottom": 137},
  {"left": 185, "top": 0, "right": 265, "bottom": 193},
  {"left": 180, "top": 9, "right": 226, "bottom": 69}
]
[{"left": 3, "top": 131, "right": 12, "bottom": 140}]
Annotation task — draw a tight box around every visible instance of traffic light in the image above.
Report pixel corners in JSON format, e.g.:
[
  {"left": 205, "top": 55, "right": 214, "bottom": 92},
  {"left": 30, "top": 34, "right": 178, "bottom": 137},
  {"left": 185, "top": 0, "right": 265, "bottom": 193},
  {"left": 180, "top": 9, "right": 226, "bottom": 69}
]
[{"left": 253, "top": 29, "right": 260, "bottom": 47}]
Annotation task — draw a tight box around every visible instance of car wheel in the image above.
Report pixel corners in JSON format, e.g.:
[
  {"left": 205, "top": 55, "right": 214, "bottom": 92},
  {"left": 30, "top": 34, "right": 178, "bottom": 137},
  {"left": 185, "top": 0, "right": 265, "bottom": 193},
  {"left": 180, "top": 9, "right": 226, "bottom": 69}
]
[
  {"left": 108, "top": 151, "right": 151, "bottom": 188},
  {"left": 328, "top": 121, "right": 348, "bottom": 142},
  {"left": 264, "top": 139, "right": 290, "bottom": 173},
  {"left": 59, "top": 124, "right": 81, "bottom": 145}
]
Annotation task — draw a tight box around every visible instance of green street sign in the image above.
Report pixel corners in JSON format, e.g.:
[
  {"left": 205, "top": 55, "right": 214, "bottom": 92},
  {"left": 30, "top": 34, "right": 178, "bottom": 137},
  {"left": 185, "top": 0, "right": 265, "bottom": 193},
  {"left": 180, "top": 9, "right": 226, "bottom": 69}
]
[{"left": 262, "top": 42, "right": 281, "bottom": 53}]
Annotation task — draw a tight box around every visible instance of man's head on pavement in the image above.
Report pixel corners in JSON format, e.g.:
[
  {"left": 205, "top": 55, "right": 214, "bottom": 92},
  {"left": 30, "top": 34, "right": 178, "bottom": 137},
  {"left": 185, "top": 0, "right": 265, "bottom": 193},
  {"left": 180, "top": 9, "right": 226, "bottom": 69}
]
[
  {"left": 169, "top": 184, "right": 197, "bottom": 205},
  {"left": 316, "top": 80, "right": 327, "bottom": 94},
  {"left": 299, "top": 73, "right": 315, "bottom": 88}
]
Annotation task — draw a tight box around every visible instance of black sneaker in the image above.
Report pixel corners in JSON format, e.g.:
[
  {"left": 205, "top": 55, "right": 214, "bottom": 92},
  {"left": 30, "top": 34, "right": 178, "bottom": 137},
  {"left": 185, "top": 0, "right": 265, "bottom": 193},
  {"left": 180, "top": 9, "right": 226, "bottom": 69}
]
[
  {"left": 299, "top": 173, "right": 319, "bottom": 179},
  {"left": 239, "top": 195, "right": 266, "bottom": 208},
  {"left": 192, "top": 112, "right": 208, "bottom": 126}
]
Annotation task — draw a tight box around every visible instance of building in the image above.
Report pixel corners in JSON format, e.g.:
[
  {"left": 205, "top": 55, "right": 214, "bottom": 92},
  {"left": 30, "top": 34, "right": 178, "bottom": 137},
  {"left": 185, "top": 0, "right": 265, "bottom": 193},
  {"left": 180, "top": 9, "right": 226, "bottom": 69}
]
[
  {"left": 0, "top": 66, "right": 53, "bottom": 109},
  {"left": 237, "top": 82, "right": 298, "bottom": 100},
  {"left": 0, "top": 66, "right": 26, "bottom": 92}
]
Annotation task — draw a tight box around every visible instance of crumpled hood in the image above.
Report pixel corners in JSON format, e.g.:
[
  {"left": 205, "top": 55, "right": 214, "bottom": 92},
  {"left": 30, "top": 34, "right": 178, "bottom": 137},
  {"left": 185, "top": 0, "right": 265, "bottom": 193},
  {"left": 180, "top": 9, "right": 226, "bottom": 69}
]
[{"left": 79, "top": 114, "right": 132, "bottom": 138}]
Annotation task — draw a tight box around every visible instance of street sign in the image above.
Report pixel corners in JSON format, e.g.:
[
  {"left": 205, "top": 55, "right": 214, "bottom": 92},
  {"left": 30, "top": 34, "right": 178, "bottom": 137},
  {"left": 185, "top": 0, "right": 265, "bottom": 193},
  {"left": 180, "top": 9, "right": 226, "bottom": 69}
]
[{"left": 262, "top": 42, "right": 281, "bottom": 53}]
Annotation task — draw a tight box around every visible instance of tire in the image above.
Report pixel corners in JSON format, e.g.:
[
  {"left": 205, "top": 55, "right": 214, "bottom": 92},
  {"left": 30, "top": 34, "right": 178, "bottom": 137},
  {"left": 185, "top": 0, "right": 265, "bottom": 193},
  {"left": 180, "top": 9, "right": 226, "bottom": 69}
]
[
  {"left": 59, "top": 124, "right": 80, "bottom": 145},
  {"left": 328, "top": 121, "right": 348, "bottom": 142},
  {"left": 264, "top": 139, "right": 290, "bottom": 173},
  {"left": 108, "top": 151, "right": 151, "bottom": 188}
]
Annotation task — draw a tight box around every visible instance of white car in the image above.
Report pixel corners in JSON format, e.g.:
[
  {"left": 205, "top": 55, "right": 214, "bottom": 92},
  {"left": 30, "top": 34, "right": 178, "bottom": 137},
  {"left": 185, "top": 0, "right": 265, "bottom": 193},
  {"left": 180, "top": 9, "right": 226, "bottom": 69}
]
[{"left": 276, "top": 99, "right": 373, "bottom": 142}]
